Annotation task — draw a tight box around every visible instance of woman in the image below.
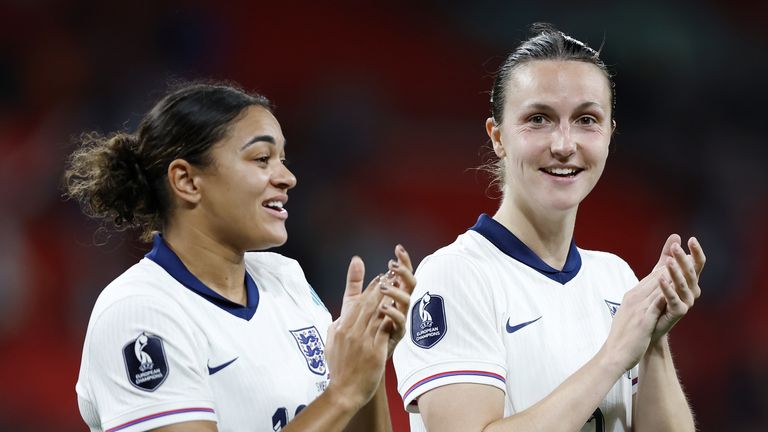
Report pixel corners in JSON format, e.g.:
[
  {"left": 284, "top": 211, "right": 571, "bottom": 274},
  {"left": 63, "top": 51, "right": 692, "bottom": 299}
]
[
  {"left": 393, "top": 24, "right": 706, "bottom": 432},
  {"left": 65, "top": 82, "right": 416, "bottom": 432}
]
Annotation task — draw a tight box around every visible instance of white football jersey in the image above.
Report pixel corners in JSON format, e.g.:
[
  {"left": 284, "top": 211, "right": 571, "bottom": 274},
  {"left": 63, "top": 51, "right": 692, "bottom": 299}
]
[
  {"left": 393, "top": 214, "right": 639, "bottom": 432},
  {"left": 76, "top": 235, "right": 332, "bottom": 432}
]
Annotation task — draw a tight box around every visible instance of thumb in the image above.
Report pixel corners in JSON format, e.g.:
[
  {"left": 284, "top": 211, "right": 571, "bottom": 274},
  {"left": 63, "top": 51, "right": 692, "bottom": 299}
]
[
  {"left": 654, "top": 234, "right": 681, "bottom": 270},
  {"left": 344, "top": 256, "right": 365, "bottom": 300}
]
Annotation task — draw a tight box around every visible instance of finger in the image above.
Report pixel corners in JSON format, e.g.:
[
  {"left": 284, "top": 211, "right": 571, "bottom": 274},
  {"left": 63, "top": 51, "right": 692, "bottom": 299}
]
[
  {"left": 654, "top": 234, "right": 681, "bottom": 270},
  {"left": 688, "top": 237, "right": 706, "bottom": 277},
  {"left": 660, "top": 273, "right": 687, "bottom": 315},
  {"left": 672, "top": 243, "right": 700, "bottom": 300},
  {"left": 381, "top": 284, "right": 411, "bottom": 314},
  {"left": 395, "top": 244, "right": 414, "bottom": 273},
  {"left": 381, "top": 301, "right": 406, "bottom": 335},
  {"left": 667, "top": 256, "right": 693, "bottom": 306},
  {"left": 647, "top": 290, "right": 666, "bottom": 319},
  {"left": 345, "top": 256, "right": 365, "bottom": 298},
  {"left": 355, "top": 277, "right": 387, "bottom": 330},
  {"left": 636, "top": 267, "right": 665, "bottom": 300},
  {"left": 388, "top": 261, "right": 417, "bottom": 296}
]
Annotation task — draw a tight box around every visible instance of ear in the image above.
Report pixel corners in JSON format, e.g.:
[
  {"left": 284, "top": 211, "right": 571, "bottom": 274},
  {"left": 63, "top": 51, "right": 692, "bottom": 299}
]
[
  {"left": 167, "top": 159, "right": 202, "bottom": 205},
  {"left": 611, "top": 119, "right": 617, "bottom": 137},
  {"left": 486, "top": 117, "right": 505, "bottom": 158}
]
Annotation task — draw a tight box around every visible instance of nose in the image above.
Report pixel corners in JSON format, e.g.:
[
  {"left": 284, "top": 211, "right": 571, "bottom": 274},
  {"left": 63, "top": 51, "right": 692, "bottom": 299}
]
[
  {"left": 551, "top": 124, "right": 577, "bottom": 159},
  {"left": 272, "top": 162, "right": 297, "bottom": 190}
]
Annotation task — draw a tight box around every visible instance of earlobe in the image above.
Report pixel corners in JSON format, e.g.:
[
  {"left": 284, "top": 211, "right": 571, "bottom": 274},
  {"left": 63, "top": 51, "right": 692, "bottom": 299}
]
[
  {"left": 485, "top": 117, "right": 506, "bottom": 158},
  {"left": 167, "top": 159, "right": 201, "bottom": 205}
]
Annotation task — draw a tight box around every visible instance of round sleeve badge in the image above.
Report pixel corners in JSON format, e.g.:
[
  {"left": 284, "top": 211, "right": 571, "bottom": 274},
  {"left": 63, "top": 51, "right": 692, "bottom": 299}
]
[{"left": 123, "top": 332, "right": 169, "bottom": 391}]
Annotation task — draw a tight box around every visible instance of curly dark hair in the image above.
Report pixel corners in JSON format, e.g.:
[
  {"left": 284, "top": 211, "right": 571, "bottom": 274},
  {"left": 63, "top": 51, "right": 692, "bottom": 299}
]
[{"left": 63, "top": 82, "right": 272, "bottom": 242}]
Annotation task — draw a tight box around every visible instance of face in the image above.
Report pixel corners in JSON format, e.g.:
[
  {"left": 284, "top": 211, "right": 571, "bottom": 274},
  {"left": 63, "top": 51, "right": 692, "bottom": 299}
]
[
  {"left": 486, "top": 60, "right": 614, "bottom": 216},
  {"left": 196, "top": 105, "right": 297, "bottom": 251}
]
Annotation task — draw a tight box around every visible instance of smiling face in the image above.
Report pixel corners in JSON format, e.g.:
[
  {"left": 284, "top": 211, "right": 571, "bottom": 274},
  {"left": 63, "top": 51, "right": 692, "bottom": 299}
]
[
  {"left": 196, "top": 105, "right": 296, "bottom": 251},
  {"left": 487, "top": 60, "right": 614, "bottom": 217}
]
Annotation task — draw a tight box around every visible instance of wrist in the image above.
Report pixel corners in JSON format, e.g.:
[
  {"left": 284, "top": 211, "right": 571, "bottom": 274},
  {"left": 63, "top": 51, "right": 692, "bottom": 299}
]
[
  {"left": 646, "top": 334, "right": 671, "bottom": 357},
  {"left": 595, "top": 345, "right": 631, "bottom": 380},
  {"left": 325, "top": 381, "right": 366, "bottom": 415}
]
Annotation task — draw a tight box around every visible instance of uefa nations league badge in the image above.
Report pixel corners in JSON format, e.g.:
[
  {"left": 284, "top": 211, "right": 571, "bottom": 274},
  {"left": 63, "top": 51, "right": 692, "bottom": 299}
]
[
  {"left": 411, "top": 292, "right": 447, "bottom": 349},
  {"left": 123, "top": 332, "right": 169, "bottom": 391}
]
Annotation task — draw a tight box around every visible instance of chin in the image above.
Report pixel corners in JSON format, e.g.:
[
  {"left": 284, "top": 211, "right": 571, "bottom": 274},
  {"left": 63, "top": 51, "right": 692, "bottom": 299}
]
[{"left": 247, "top": 230, "right": 288, "bottom": 251}]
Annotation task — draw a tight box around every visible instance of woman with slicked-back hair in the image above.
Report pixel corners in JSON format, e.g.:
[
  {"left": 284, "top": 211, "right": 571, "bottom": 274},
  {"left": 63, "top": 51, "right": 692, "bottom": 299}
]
[
  {"left": 393, "top": 24, "right": 705, "bottom": 432},
  {"left": 66, "top": 82, "right": 415, "bottom": 432}
]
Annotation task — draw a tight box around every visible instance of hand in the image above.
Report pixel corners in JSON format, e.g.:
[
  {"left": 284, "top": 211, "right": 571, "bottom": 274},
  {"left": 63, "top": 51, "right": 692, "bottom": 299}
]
[
  {"left": 324, "top": 257, "right": 390, "bottom": 411},
  {"left": 380, "top": 244, "right": 417, "bottom": 358},
  {"left": 649, "top": 235, "right": 706, "bottom": 342},
  {"left": 603, "top": 268, "right": 667, "bottom": 370}
]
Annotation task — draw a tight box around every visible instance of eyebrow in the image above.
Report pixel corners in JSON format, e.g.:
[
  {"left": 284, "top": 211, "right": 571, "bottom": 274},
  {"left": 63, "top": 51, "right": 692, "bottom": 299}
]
[
  {"left": 525, "top": 101, "right": 604, "bottom": 112},
  {"left": 241, "top": 135, "right": 284, "bottom": 151}
]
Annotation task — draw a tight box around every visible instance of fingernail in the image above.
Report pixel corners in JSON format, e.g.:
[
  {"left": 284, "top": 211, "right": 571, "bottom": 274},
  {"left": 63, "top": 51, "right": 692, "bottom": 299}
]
[
  {"left": 397, "top": 244, "right": 405, "bottom": 253},
  {"left": 381, "top": 284, "right": 389, "bottom": 291},
  {"left": 389, "top": 259, "right": 400, "bottom": 269},
  {"left": 381, "top": 303, "right": 389, "bottom": 309},
  {"left": 387, "top": 270, "right": 396, "bottom": 279}
]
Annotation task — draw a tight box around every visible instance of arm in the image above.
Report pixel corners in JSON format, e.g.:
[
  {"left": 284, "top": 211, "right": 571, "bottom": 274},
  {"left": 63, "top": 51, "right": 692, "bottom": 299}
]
[
  {"left": 344, "top": 376, "right": 392, "bottom": 432},
  {"left": 634, "top": 236, "right": 705, "bottom": 432},
  {"left": 288, "top": 246, "right": 415, "bottom": 432},
  {"left": 417, "top": 269, "right": 666, "bottom": 432},
  {"left": 633, "top": 337, "right": 694, "bottom": 432},
  {"left": 344, "top": 245, "right": 415, "bottom": 432},
  {"left": 159, "top": 247, "right": 416, "bottom": 432}
]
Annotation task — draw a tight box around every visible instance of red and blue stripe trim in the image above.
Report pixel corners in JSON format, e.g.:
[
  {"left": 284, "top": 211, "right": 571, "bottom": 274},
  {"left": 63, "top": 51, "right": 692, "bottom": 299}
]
[
  {"left": 403, "top": 370, "right": 505, "bottom": 400},
  {"left": 105, "top": 407, "right": 215, "bottom": 432}
]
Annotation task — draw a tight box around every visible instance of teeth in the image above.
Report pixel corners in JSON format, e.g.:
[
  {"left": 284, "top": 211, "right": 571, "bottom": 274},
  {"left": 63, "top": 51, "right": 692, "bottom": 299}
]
[
  {"left": 265, "top": 200, "right": 284, "bottom": 209},
  {"left": 544, "top": 167, "right": 578, "bottom": 176}
]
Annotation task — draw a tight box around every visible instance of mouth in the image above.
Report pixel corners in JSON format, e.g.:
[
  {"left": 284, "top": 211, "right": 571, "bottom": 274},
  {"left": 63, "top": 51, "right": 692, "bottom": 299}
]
[
  {"left": 262, "top": 197, "right": 288, "bottom": 219},
  {"left": 539, "top": 166, "right": 584, "bottom": 178}
]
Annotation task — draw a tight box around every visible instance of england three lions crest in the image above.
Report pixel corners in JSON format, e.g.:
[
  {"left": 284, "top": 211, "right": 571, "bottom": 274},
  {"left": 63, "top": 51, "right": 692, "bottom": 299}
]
[{"left": 290, "top": 326, "right": 327, "bottom": 376}]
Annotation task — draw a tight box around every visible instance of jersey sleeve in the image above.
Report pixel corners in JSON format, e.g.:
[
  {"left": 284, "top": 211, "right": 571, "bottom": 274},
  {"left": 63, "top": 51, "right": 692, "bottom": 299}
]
[
  {"left": 393, "top": 253, "right": 507, "bottom": 412},
  {"left": 77, "top": 295, "right": 217, "bottom": 431}
]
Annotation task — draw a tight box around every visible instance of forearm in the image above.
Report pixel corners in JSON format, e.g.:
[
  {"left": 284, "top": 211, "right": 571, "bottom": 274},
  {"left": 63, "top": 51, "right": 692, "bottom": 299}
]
[
  {"left": 634, "top": 336, "right": 695, "bottom": 432},
  {"left": 283, "top": 384, "right": 360, "bottom": 432},
  {"left": 486, "top": 347, "right": 625, "bottom": 432},
  {"left": 344, "top": 375, "right": 392, "bottom": 432}
]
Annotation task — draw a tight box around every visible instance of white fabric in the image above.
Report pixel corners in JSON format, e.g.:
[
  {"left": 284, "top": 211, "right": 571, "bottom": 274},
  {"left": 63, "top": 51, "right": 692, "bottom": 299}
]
[
  {"left": 394, "top": 228, "right": 640, "bottom": 432},
  {"left": 76, "top": 251, "right": 332, "bottom": 432}
]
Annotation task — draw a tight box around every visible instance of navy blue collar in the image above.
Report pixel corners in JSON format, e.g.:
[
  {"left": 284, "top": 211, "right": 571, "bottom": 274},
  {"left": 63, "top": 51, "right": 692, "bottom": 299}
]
[
  {"left": 145, "top": 234, "right": 259, "bottom": 320},
  {"left": 470, "top": 214, "right": 581, "bottom": 284}
]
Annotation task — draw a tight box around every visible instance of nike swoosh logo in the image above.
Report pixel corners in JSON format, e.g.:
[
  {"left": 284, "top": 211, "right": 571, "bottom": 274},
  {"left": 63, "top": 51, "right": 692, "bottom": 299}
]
[
  {"left": 505, "top": 316, "right": 542, "bottom": 334},
  {"left": 208, "top": 357, "right": 238, "bottom": 375}
]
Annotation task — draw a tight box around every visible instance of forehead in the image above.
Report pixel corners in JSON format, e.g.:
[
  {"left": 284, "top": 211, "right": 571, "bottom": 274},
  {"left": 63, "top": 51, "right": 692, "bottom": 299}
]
[
  {"left": 504, "top": 60, "right": 611, "bottom": 110},
  {"left": 225, "top": 105, "right": 285, "bottom": 147}
]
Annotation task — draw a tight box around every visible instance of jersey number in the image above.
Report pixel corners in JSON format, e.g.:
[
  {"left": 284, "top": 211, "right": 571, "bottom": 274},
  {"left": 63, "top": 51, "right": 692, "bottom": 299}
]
[
  {"left": 272, "top": 405, "right": 306, "bottom": 431},
  {"left": 586, "top": 408, "right": 605, "bottom": 432}
]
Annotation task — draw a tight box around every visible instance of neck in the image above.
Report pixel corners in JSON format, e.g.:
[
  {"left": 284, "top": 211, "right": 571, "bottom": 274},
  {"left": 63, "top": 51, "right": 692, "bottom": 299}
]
[
  {"left": 493, "top": 197, "right": 577, "bottom": 270},
  {"left": 163, "top": 222, "right": 247, "bottom": 306}
]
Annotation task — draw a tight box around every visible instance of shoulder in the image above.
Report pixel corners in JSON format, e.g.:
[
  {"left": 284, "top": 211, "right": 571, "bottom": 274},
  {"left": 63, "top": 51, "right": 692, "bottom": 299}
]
[
  {"left": 577, "top": 247, "right": 638, "bottom": 284},
  {"left": 417, "top": 231, "right": 490, "bottom": 278},
  {"left": 244, "top": 251, "right": 328, "bottom": 313},
  {"left": 87, "top": 259, "right": 192, "bottom": 335},
  {"left": 92, "top": 259, "right": 184, "bottom": 313}
]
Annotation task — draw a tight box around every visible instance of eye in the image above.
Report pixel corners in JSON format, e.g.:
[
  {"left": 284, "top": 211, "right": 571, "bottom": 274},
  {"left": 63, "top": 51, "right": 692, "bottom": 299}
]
[
  {"left": 281, "top": 157, "right": 290, "bottom": 166},
  {"left": 576, "top": 116, "right": 598, "bottom": 126},
  {"left": 253, "top": 155, "right": 270, "bottom": 164},
  {"left": 528, "top": 114, "right": 548, "bottom": 125}
]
